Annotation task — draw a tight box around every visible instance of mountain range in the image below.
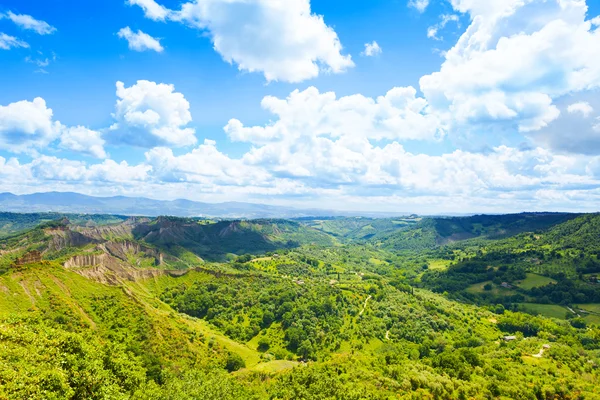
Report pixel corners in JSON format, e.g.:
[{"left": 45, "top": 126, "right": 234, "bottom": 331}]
[{"left": 0, "top": 192, "right": 412, "bottom": 219}]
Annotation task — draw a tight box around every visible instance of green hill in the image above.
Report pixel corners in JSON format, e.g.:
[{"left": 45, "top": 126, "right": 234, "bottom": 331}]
[
  {"left": 371, "top": 213, "right": 579, "bottom": 251},
  {"left": 0, "top": 213, "right": 598, "bottom": 399}
]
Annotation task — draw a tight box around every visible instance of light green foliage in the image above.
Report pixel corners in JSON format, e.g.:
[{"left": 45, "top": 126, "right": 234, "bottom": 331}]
[{"left": 0, "top": 212, "right": 599, "bottom": 399}]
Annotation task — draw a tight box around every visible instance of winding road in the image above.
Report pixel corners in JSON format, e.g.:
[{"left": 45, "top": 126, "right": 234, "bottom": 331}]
[{"left": 359, "top": 295, "right": 372, "bottom": 316}]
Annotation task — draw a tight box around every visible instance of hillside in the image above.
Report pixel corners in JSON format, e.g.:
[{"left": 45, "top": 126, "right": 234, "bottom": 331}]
[
  {"left": 370, "top": 213, "right": 580, "bottom": 251},
  {"left": 418, "top": 214, "right": 600, "bottom": 322},
  {"left": 0, "top": 213, "right": 598, "bottom": 399},
  {"left": 0, "top": 215, "right": 336, "bottom": 274},
  {"left": 0, "top": 212, "right": 129, "bottom": 238}
]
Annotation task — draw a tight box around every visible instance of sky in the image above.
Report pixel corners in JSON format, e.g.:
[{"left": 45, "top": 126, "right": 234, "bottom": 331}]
[{"left": 1, "top": 0, "right": 600, "bottom": 214}]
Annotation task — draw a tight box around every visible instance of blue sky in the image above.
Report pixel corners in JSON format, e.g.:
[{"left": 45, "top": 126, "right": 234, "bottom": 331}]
[{"left": 1, "top": 0, "right": 600, "bottom": 213}]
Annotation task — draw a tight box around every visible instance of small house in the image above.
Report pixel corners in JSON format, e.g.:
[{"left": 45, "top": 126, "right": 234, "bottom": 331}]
[{"left": 503, "top": 335, "right": 517, "bottom": 342}]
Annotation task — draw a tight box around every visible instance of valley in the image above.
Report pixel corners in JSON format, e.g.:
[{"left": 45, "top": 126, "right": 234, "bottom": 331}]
[{"left": 0, "top": 212, "right": 599, "bottom": 399}]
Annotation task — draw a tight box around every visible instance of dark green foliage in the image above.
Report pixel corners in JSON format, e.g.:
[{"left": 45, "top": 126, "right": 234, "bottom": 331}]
[{"left": 225, "top": 353, "right": 246, "bottom": 372}]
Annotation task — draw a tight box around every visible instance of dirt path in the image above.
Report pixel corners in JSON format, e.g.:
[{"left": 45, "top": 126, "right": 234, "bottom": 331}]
[
  {"left": 385, "top": 330, "right": 390, "bottom": 340},
  {"left": 359, "top": 295, "right": 372, "bottom": 316},
  {"left": 533, "top": 345, "right": 550, "bottom": 358},
  {"left": 567, "top": 307, "right": 581, "bottom": 317}
]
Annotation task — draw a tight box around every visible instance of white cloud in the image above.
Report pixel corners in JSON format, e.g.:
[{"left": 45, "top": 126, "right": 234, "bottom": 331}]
[
  {"left": 0, "top": 33, "right": 28, "bottom": 50},
  {"left": 126, "top": 0, "right": 171, "bottom": 21},
  {"left": 567, "top": 101, "right": 594, "bottom": 117},
  {"left": 427, "top": 14, "right": 459, "bottom": 40},
  {"left": 0, "top": 98, "right": 108, "bottom": 158},
  {"left": 225, "top": 87, "right": 444, "bottom": 145},
  {"left": 408, "top": 0, "right": 430, "bottom": 13},
  {"left": 361, "top": 41, "right": 382, "bottom": 57},
  {"left": 145, "top": 140, "right": 271, "bottom": 186},
  {"left": 118, "top": 27, "right": 164, "bottom": 52},
  {"left": 532, "top": 93, "right": 600, "bottom": 155},
  {"left": 131, "top": 0, "right": 354, "bottom": 83},
  {"left": 2, "top": 11, "right": 56, "bottom": 35},
  {"left": 0, "top": 98, "right": 62, "bottom": 153},
  {"left": 25, "top": 156, "right": 150, "bottom": 183},
  {"left": 109, "top": 80, "right": 197, "bottom": 148},
  {"left": 3, "top": 137, "right": 597, "bottom": 213},
  {"left": 420, "top": 0, "right": 600, "bottom": 137},
  {"left": 60, "top": 126, "right": 107, "bottom": 159}
]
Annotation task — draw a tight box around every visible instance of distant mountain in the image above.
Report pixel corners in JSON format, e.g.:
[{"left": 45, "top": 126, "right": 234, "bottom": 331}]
[{"left": 0, "top": 192, "right": 410, "bottom": 219}]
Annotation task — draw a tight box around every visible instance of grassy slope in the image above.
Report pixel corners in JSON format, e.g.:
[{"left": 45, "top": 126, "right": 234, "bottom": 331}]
[
  {"left": 516, "top": 273, "right": 557, "bottom": 290},
  {"left": 0, "top": 263, "right": 263, "bottom": 371}
]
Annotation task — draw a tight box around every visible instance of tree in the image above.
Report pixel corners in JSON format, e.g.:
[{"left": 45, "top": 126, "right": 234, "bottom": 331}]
[
  {"left": 297, "top": 340, "right": 315, "bottom": 361},
  {"left": 225, "top": 353, "right": 245, "bottom": 372},
  {"left": 484, "top": 283, "right": 493, "bottom": 291},
  {"left": 257, "top": 337, "right": 271, "bottom": 352}
]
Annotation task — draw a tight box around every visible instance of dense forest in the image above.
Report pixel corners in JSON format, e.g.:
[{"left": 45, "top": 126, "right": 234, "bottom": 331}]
[{"left": 0, "top": 212, "right": 598, "bottom": 399}]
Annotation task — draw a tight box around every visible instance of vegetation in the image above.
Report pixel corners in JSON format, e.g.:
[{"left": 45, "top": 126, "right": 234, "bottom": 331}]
[{"left": 0, "top": 212, "right": 599, "bottom": 398}]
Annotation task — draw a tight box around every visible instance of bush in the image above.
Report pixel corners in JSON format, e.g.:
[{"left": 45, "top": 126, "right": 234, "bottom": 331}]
[
  {"left": 225, "top": 353, "right": 246, "bottom": 372},
  {"left": 257, "top": 337, "right": 271, "bottom": 352}
]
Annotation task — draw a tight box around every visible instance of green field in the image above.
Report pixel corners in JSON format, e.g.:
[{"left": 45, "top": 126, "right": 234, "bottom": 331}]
[
  {"left": 518, "top": 303, "right": 568, "bottom": 320},
  {"left": 427, "top": 259, "right": 452, "bottom": 271},
  {"left": 466, "top": 281, "right": 516, "bottom": 296},
  {"left": 584, "top": 314, "right": 600, "bottom": 325},
  {"left": 577, "top": 304, "right": 600, "bottom": 325},
  {"left": 577, "top": 303, "right": 600, "bottom": 313},
  {"left": 516, "top": 273, "right": 556, "bottom": 290}
]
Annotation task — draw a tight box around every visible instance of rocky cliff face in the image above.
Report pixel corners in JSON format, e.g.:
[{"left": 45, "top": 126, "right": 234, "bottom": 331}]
[
  {"left": 46, "top": 229, "right": 97, "bottom": 252},
  {"left": 13, "top": 250, "right": 43, "bottom": 266},
  {"left": 63, "top": 253, "right": 116, "bottom": 269},
  {"left": 64, "top": 253, "right": 165, "bottom": 285},
  {"left": 73, "top": 218, "right": 147, "bottom": 241},
  {"left": 101, "top": 240, "right": 163, "bottom": 265}
]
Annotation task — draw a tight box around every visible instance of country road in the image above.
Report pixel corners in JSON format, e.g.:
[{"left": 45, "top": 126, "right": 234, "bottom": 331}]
[{"left": 359, "top": 295, "right": 372, "bottom": 316}]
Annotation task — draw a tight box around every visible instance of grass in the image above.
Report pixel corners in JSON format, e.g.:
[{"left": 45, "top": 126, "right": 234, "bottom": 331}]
[
  {"left": 576, "top": 304, "right": 600, "bottom": 326},
  {"left": 465, "top": 281, "right": 516, "bottom": 296},
  {"left": 584, "top": 314, "right": 600, "bottom": 325},
  {"left": 427, "top": 259, "right": 452, "bottom": 271},
  {"left": 516, "top": 273, "right": 556, "bottom": 290},
  {"left": 249, "top": 360, "right": 299, "bottom": 373},
  {"left": 518, "top": 303, "right": 568, "bottom": 320},
  {"left": 577, "top": 303, "right": 600, "bottom": 314}
]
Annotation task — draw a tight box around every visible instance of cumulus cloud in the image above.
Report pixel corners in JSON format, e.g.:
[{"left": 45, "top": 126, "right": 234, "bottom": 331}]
[
  {"left": 118, "top": 27, "right": 164, "bottom": 52},
  {"left": 225, "top": 86, "right": 444, "bottom": 145},
  {"left": 109, "top": 80, "right": 197, "bottom": 148},
  {"left": 130, "top": 0, "right": 354, "bottom": 83},
  {"left": 0, "top": 98, "right": 62, "bottom": 153},
  {"left": 60, "top": 126, "right": 108, "bottom": 159},
  {"left": 126, "top": 0, "right": 171, "bottom": 21},
  {"left": 3, "top": 137, "right": 597, "bottom": 213},
  {"left": 1, "top": 11, "right": 56, "bottom": 35},
  {"left": 420, "top": 0, "right": 600, "bottom": 138},
  {"left": 567, "top": 101, "right": 594, "bottom": 117},
  {"left": 361, "top": 41, "right": 382, "bottom": 57},
  {"left": 408, "top": 0, "right": 430, "bottom": 13},
  {"left": 0, "top": 33, "right": 28, "bottom": 50},
  {"left": 0, "top": 98, "right": 107, "bottom": 158}
]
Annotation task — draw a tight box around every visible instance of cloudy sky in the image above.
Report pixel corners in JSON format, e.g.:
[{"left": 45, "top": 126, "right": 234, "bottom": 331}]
[{"left": 1, "top": 0, "right": 600, "bottom": 213}]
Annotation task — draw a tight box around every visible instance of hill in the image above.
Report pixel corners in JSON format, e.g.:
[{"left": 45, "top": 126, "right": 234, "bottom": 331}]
[
  {"left": 370, "top": 213, "right": 580, "bottom": 251},
  {"left": 419, "top": 213, "right": 600, "bottom": 318},
  {"left": 0, "top": 214, "right": 336, "bottom": 274},
  {"left": 0, "top": 213, "right": 598, "bottom": 399}
]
